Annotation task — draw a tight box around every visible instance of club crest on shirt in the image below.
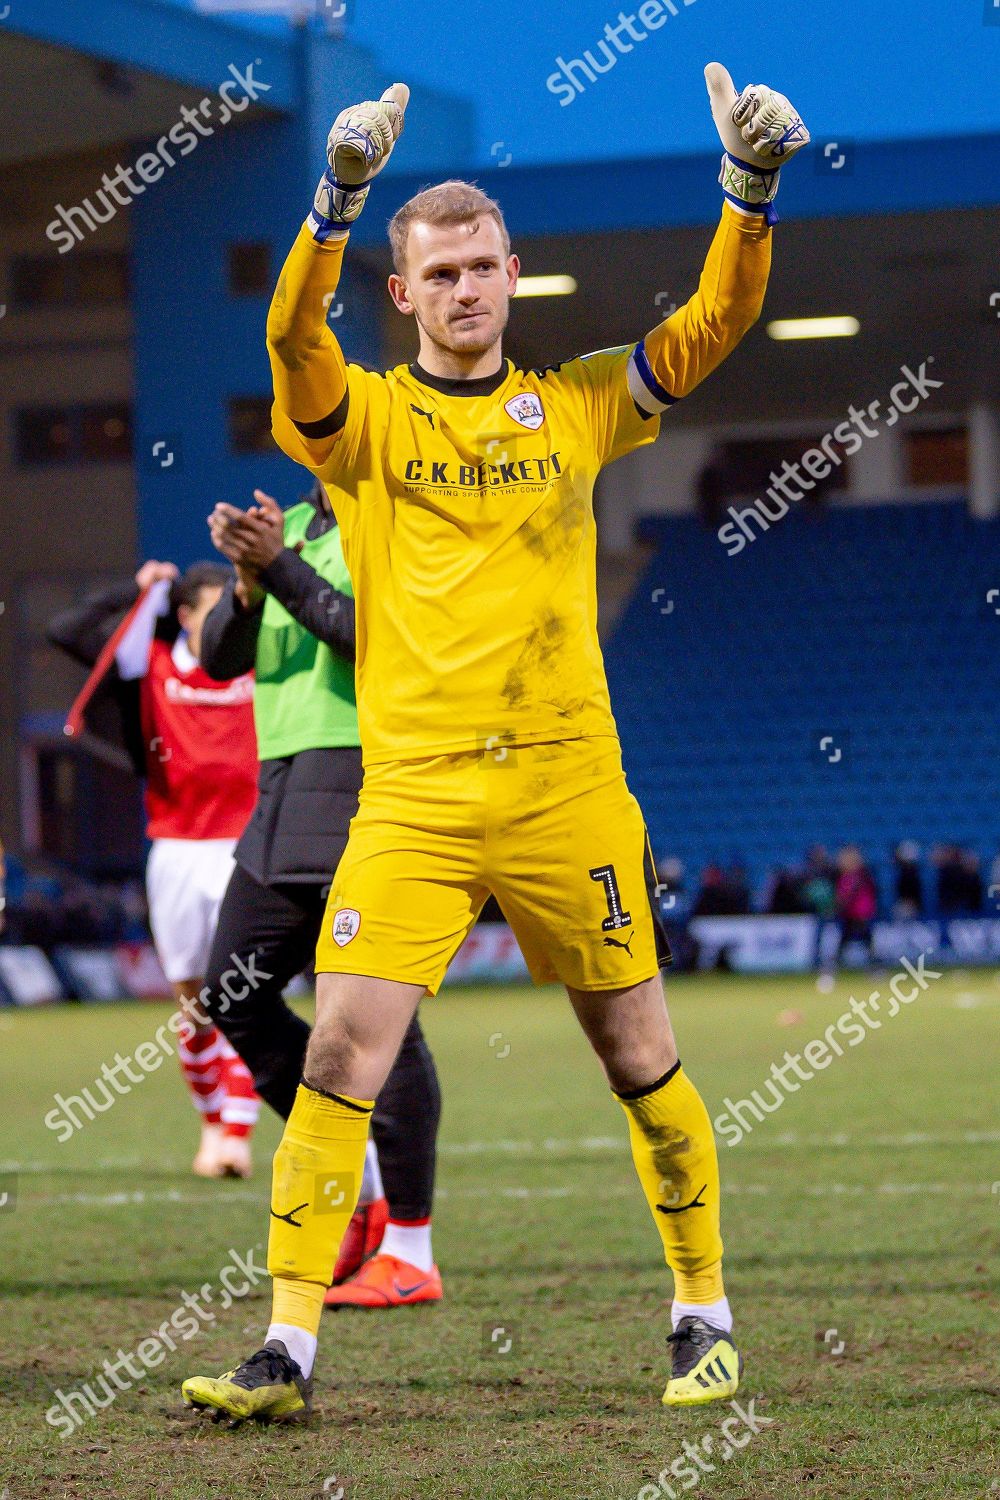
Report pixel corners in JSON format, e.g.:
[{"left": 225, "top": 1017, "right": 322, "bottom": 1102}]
[
  {"left": 504, "top": 392, "right": 545, "bottom": 430},
  {"left": 332, "top": 907, "right": 361, "bottom": 947}
]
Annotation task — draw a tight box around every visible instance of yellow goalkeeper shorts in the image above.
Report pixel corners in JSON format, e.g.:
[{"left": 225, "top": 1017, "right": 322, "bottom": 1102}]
[{"left": 315, "top": 736, "right": 670, "bottom": 993}]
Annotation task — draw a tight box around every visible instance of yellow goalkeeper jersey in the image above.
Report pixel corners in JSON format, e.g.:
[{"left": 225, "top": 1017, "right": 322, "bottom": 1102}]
[
  {"left": 276, "top": 347, "right": 659, "bottom": 765},
  {"left": 268, "top": 204, "right": 770, "bottom": 765}
]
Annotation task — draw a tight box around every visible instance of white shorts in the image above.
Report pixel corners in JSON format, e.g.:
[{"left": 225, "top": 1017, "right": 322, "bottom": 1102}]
[{"left": 146, "top": 838, "right": 236, "bottom": 985}]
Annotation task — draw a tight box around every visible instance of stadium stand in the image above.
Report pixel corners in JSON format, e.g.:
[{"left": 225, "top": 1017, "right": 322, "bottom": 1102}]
[{"left": 607, "top": 500, "right": 1000, "bottom": 898}]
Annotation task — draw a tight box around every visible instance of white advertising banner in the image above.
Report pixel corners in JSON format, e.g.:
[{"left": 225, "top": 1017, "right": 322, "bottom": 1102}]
[
  {"left": 689, "top": 916, "right": 819, "bottom": 974},
  {"left": 0, "top": 946, "right": 64, "bottom": 1006},
  {"left": 443, "top": 924, "right": 530, "bottom": 985}
]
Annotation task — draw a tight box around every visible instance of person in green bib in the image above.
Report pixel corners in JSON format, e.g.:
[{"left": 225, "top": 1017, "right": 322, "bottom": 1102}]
[{"left": 200, "top": 480, "right": 444, "bottom": 1307}]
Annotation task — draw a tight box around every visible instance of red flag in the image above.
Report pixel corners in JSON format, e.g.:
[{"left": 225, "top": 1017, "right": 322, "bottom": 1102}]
[{"left": 63, "top": 579, "right": 171, "bottom": 739}]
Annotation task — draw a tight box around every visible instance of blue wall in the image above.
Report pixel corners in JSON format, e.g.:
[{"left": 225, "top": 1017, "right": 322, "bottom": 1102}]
[
  {"left": 350, "top": 0, "right": 1000, "bottom": 166},
  {"left": 14, "top": 0, "right": 998, "bottom": 568},
  {"left": 129, "top": 24, "right": 474, "bottom": 567},
  {"left": 7, "top": 0, "right": 298, "bottom": 105},
  {"left": 162, "top": 0, "right": 1000, "bottom": 168}
]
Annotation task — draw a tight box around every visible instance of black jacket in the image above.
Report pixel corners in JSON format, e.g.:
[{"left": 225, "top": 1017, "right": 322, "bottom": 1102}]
[
  {"left": 200, "top": 547, "right": 356, "bottom": 678},
  {"left": 200, "top": 519, "right": 361, "bottom": 888},
  {"left": 46, "top": 580, "right": 175, "bottom": 776}
]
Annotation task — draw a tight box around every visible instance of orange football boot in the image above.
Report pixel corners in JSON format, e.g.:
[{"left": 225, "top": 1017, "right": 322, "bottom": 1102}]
[
  {"left": 329, "top": 1196, "right": 389, "bottom": 1286},
  {"left": 324, "top": 1252, "right": 442, "bottom": 1309}
]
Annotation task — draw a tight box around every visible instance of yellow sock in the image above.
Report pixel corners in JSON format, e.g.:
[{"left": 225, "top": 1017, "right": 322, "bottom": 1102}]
[
  {"left": 615, "top": 1062, "right": 725, "bottom": 1304},
  {"left": 270, "top": 1278, "right": 327, "bottom": 1338},
  {"left": 267, "top": 1083, "right": 374, "bottom": 1338}
]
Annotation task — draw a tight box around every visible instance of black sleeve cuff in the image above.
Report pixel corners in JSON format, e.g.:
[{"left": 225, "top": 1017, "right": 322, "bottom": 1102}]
[
  {"left": 292, "top": 387, "right": 349, "bottom": 440},
  {"left": 258, "top": 548, "right": 307, "bottom": 596}
]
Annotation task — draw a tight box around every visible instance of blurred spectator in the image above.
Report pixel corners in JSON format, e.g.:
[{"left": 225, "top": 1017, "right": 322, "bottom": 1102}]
[
  {"left": 111, "top": 878, "right": 150, "bottom": 942},
  {"left": 723, "top": 861, "right": 751, "bottom": 915},
  {"left": 691, "top": 863, "right": 727, "bottom": 916},
  {"left": 933, "top": 844, "right": 964, "bottom": 915},
  {"left": 692, "top": 861, "right": 751, "bottom": 917},
  {"left": 0, "top": 852, "right": 147, "bottom": 948},
  {"left": 800, "top": 845, "right": 837, "bottom": 919},
  {"left": 764, "top": 865, "right": 809, "bottom": 915},
  {"left": 655, "top": 855, "right": 684, "bottom": 899},
  {"left": 655, "top": 856, "right": 687, "bottom": 920},
  {"left": 990, "top": 848, "right": 1000, "bottom": 910},
  {"left": 834, "top": 845, "right": 878, "bottom": 964},
  {"left": 933, "top": 843, "right": 981, "bottom": 916},
  {"left": 960, "top": 850, "right": 984, "bottom": 915},
  {"left": 892, "top": 840, "right": 924, "bottom": 918}
]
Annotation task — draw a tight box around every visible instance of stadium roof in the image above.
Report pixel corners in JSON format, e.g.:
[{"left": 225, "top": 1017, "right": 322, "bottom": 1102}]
[
  {"left": 5, "top": 0, "right": 1000, "bottom": 235},
  {"left": 0, "top": 23, "right": 283, "bottom": 166}
]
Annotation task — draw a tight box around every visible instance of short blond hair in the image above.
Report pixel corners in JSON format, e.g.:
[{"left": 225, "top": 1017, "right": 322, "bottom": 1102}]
[{"left": 388, "top": 180, "right": 511, "bottom": 274}]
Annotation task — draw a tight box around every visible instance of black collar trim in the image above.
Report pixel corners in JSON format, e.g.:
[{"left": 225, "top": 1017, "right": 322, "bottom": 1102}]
[{"left": 409, "top": 359, "right": 509, "bottom": 397}]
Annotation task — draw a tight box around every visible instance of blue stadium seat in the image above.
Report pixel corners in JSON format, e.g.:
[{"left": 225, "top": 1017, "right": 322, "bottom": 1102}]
[{"left": 607, "top": 501, "right": 1000, "bottom": 900}]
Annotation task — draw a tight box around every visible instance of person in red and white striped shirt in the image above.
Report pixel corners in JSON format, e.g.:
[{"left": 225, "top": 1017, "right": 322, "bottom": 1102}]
[{"left": 49, "top": 559, "right": 262, "bottom": 1177}]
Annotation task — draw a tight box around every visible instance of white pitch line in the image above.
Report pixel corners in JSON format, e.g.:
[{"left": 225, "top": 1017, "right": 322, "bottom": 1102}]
[
  {"left": 437, "top": 1181, "right": 991, "bottom": 1200},
  {"left": 806, "top": 1182, "right": 989, "bottom": 1197},
  {"left": 440, "top": 1136, "right": 622, "bottom": 1157},
  {"left": 438, "top": 1129, "right": 1000, "bottom": 1156},
  {"left": 2, "top": 1128, "right": 997, "bottom": 1180},
  {"left": 17, "top": 1181, "right": 994, "bottom": 1210},
  {"left": 27, "top": 1188, "right": 263, "bottom": 1207}
]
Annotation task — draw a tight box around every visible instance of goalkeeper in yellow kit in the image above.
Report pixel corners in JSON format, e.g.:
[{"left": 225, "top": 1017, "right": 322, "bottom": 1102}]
[{"left": 182, "top": 64, "right": 809, "bottom": 1422}]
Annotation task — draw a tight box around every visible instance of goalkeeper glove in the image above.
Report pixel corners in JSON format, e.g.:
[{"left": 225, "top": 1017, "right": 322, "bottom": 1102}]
[
  {"left": 705, "top": 63, "right": 809, "bottom": 225},
  {"left": 309, "top": 83, "right": 409, "bottom": 243}
]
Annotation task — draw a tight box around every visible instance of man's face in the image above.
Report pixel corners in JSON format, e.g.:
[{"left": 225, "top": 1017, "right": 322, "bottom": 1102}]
[
  {"left": 177, "top": 584, "right": 223, "bottom": 662},
  {"left": 388, "top": 216, "right": 519, "bottom": 359}
]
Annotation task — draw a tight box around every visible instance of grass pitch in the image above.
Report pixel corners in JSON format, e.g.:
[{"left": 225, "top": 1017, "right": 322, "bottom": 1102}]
[{"left": 1, "top": 969, "right": 997, "bottom": 1499}]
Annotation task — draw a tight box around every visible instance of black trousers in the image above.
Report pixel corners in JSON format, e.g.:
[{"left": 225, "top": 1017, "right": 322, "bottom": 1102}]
[
  {"left": 203, "top": 862, "right": 440, "bottom": 1220},
  {"left": 837, "top": 917, "right": 874, "bottom": 964}
]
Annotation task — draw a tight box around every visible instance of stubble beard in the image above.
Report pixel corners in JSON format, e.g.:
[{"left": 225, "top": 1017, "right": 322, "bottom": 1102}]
[{"left": 417, "top": 301, "right": 510, "bottom": 364}]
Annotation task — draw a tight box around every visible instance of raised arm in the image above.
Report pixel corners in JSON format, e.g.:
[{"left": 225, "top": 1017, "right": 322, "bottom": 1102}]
[
  {"left": 638, "top": 205, "right": 772, "bottom": 407},
  {"left": 46, "top": 561, "right": 178, "bottom": 668},
  {"left": 266, "top": 233, "right": 351, "bottom": 461},
  {"left": 266, "top": 84, "right": 409, "bottom": 467},
  {"left": 200, "top": 580, "right": 262, "bottom": 682},
  {"left": 46, "top": 578, "right": 140, "bottom": 668},
  {"left": 630, "top": 64, "right": 809, "bottom": 414}
]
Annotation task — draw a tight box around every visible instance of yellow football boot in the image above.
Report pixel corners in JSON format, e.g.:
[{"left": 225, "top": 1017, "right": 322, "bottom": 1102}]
[
  {"left": 662, "top": 1316, "right": 742, "bottom": 1407},
  {"left": 182, "top": 1340, "right": 311, "bottom": 1424}
]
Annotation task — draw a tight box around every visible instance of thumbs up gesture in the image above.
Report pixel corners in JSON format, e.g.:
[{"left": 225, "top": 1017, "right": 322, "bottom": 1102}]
[
  {"left": 705, "top": 64, "right": 810, "bottom": 166},
  {"left": 310, "top": 83, "right": 411, "bottom": 240},
  {"left": 705, "top": 63, "right": 809, "bottom": 223},
  {"left": 328, "top": 83, "right": 411, "bottom": 185}
]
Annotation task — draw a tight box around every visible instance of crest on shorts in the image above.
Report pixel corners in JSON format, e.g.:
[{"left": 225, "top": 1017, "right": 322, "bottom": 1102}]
[
  {"left": 504, "top": 392, "right": 545, "bottom": 430},
  {"left": 332, "top": 907, "right": 361, "bottom": 947}
]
